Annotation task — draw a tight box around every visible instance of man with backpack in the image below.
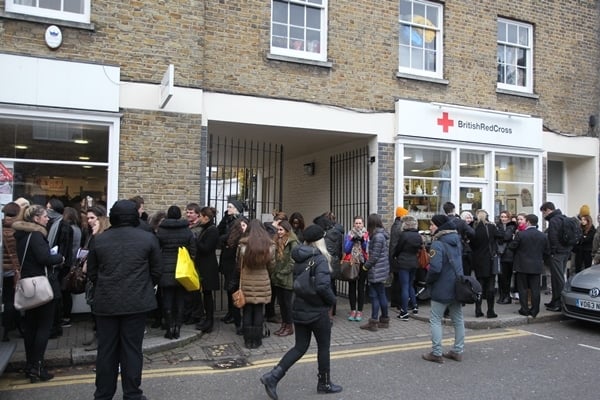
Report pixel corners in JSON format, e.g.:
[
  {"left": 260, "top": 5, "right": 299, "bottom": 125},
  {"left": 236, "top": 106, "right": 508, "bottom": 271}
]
[{"left": 540, "top": 201, "right": 574, "bottom": 312}]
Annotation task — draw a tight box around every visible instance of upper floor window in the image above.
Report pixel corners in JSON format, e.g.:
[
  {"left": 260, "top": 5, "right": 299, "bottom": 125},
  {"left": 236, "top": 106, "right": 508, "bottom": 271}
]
[
  {"left": 6, "top": 0, "right": 91, "bottom": 24},
  {"left": 271, "top": 0, "right": 328, "bottom": 62},
  {"left": 497, "top": 19, "right": 533, "bottom": 93},
  {"left": 398, "top": 0, "right": 443, "bottom": 79}
]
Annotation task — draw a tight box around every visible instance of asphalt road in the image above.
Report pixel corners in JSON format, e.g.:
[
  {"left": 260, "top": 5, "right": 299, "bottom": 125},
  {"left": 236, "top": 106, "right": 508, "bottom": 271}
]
[{"left": 0, "top": 318, "right": 598, "bottom": 400}]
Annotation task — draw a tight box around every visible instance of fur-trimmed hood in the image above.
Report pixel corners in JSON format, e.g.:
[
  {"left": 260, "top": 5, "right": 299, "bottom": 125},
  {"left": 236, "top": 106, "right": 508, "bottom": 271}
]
[{"left": 11, "top": 220, "right": 47, "bottom": 237}]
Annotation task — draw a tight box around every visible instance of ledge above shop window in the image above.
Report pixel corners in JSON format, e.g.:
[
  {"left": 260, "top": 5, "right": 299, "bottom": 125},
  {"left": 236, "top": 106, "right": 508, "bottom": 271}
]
[
  {"left": 0, "top": 11, "right": 95, "bottom": 31},
  {"left": 496, "top": 88, "right": 540, "bottom": 100},
  {"left": 267, "top": 53, "right": 333, "bottom": 68},
  {"left": 396, "top": 72, "right": 449, "bottom": 85}
]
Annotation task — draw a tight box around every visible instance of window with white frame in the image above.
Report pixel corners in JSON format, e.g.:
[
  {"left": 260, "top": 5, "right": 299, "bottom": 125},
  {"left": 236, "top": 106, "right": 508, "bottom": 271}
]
[
  {"left": 497, "top": 18, "right": 533, "bottom": 93},
  {"left": 6, "top": 0, "right": 91, "bottom": 24},
  {"left": 398, "top": 0, "right": 443, "bottom": 79},
  {"left": 271, "top": 0, "right": 327, "bottom": 62}
]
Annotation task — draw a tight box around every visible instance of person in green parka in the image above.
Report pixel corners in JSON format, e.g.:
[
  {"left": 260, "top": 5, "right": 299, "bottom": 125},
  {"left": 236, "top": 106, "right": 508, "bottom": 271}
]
[{"left": 271, "top": 220, "right": 299, "bottom": 337}]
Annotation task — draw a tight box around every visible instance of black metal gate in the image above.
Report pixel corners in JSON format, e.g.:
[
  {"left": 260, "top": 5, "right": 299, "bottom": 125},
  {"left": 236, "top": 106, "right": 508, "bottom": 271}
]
[{"left": 206, "top": 135, "right": 284, "bottom": 222}]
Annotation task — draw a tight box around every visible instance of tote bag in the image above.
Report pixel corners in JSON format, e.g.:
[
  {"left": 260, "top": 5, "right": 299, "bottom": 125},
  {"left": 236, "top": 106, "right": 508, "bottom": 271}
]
[{"left": 175, "top": 247, "right": 200, "bottom": 291}]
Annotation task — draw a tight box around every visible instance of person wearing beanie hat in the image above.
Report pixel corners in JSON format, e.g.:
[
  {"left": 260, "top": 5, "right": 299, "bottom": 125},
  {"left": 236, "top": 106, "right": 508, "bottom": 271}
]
[
  {"left": 422, "top": 211, "right": 465, "bottom": 364},
  {"left": 87, "top": 199, "right": 162, "bottom": 399},
  {"left": 395, "top": 206, "right": 409, "bottom": 218},
  {"left": 261, "top": 222, "right": 341, "bottom": 398},
  {"left": 230, "top": 200, "right": 244, "bottom": 215},
  {"left": 579, "top": 204, "right": 591, "bottom": 217}
]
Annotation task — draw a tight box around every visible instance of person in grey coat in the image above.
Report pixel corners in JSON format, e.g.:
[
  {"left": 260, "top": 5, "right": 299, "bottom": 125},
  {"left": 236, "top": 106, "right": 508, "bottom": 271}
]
[{"left": 87, "top": 200, "right": 162, "bottom": 400}]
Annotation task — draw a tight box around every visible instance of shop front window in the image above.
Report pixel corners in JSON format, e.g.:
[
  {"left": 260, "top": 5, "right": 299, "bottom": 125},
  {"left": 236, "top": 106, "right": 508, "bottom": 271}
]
[
  {"left": 0, "top": 117, "right": 109, "bottom": 207},
  {"left": 403, "top": 147, "right": 451, "bottom": 229},
  {"left": 494, "top": 155, "right": 534, "bottom": 217},
  {"left": 460, "top": 151, "right": 485, "bottom": 178}
]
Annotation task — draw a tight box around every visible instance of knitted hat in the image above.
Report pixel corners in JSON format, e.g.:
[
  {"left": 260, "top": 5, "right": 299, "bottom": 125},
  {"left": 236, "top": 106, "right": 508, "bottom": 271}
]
[
  {"left": 579, "top": 204, "right": 591, "bottom": 217},
  {"left": 109, "top": 200, "right": 140, "bottom": 227},
  {"left": 395, "top": 206, "right": 409, "bottom": 218},
  {"left": 229, "top": 200, "right": 244, "bottom": 214},
  {"left": 431, "top": 214, "right": 449, "bottom": 228},
  {"left": 303, "top": 224, "right": 325, "bottom": 243}
]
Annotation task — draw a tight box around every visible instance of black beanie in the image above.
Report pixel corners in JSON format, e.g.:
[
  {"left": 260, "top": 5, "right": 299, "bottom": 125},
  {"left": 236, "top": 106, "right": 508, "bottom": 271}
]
[
  {"left": 109, "top": 200, "right": 140, "bottom": 227},
  {"left": 303, "top": 224, "right": 325, "bottom": 243},
  {"left": 230, "top": 200, "right": 244, "bottom": 214},
  {"left": 431, "top": 214, "right": 449, "bottom": 228}
]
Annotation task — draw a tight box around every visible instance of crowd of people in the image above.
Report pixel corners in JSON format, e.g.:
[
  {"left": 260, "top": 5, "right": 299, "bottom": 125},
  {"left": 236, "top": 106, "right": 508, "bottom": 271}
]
[{"left": 3, "top": 194, "right": 599, "bottom": 397}]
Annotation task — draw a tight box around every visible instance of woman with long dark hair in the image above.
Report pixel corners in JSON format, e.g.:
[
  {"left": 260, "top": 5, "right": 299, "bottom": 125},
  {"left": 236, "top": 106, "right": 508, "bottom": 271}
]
[
  {"left": 12, "top": 204, "right": 64, "bottom": 382},
  {"left": 221, "top": 217, "right": 248, "bottom": 334},
  {"left": 236, "top": 219, "right": 275, "bottom": 348},
  {"left": 194, "top": 206, "right": 220, "bottom": 333},
  {"left": 271, "top": 220, "right": 299, "bottom": 337}
]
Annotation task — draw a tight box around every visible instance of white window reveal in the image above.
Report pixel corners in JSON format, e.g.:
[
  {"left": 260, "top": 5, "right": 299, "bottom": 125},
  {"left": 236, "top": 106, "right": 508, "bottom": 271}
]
[
  {"left": 6, "top": 0, "right": 91, "bottom": 24},
  {"left": 398, "top": 0, "right": 443, "bottom": 79},
  {"left": 271, "top": 0, "right": 328, "bottom": 62},
  {"left": 497, "top": 18, "right": 533, "bottom": 93}
]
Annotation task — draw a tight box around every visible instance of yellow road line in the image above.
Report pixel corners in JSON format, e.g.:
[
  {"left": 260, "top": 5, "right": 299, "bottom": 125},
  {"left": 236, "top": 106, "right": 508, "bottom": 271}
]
[{"left": 0, "top": 328, "right": 530, "bottom": 391}]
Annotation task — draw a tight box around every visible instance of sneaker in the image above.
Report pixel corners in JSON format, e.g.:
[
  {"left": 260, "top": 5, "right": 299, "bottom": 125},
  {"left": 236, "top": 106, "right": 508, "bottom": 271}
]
[
  {"left": 60, "top": 319, "right": 71, "bottom": 328},
  {"left": 348, "top": 310, "right": 357, "bottom": 321},
  {"left": 412, "top": 306, "right": 419, "bottom": 314},
  {"left": 355, "top": 311, "right": 363, "bottom": 322},
  {"left": 397, "top": 311, "right": 409, "bottom": 321}
]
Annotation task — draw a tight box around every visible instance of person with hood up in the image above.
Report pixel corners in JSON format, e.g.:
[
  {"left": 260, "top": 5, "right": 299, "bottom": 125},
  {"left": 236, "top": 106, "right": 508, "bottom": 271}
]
[
  {"left": 260, "top": 224, "right": 341, "bottom": 400},
  {"left": 422, "top": 214, "right": 465, "bottom": 364},
  {"left": 359, "top": 213, "right": 391, "bottom": 331}
]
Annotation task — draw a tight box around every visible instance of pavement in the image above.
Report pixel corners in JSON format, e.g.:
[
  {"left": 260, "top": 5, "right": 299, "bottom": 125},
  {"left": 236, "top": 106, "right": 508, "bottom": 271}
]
[{"left": 3, "top": 290, "right": 563, "bottom": 372}]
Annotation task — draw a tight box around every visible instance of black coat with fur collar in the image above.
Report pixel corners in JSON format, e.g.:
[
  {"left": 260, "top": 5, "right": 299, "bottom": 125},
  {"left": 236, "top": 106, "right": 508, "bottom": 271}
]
[{"left": 12, "top": 220, "right": 63, "bottom": 278}]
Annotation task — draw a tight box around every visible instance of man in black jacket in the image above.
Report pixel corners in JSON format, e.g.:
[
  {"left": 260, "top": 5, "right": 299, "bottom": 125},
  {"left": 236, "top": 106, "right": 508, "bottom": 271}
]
[{"left": 87, "top": 200, "right": 162, "bottom": 400}]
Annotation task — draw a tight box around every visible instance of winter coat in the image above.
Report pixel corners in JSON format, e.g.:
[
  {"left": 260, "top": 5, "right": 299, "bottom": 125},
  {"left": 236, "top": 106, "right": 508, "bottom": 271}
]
[
  {"left": 291, "top": 244, "right": 336, "bottom": 324},
  {"left": 509, "top": 226, "right": 550, "bottom": 275},
  {"left": 87, "top": 225, "right": 162, "bottom": 316},
  {"left": 392, "top": 228, "right": 422, "bottom": 271},
  {"left": 470, "top": 222, "right": 498, "bottom": 278},
  {"left": 195, "top": 222, "right": 220, "bottom": 291},
  {"left": 271, "top": 234, "right": 299, "bottom": 290},
  {"left": 343, "top": 230, "right": 368, "bottom": 261},
  {"left": 388, "top": 217, "right": 403, "bottom": 269},
  {"left": 13, "top": 220, "right": 63, "bottom": 279},
  {"left": 574, "top": 225, "right": 596, "bottom": 256},
  {"left": 426, "top": 224, "right": 463, "bottom": 303},
  {"left": 237, "top": 241, "right": 274, "bottom": 304},
  {"left": 363, "top": 227, "right": 390, "bottom": 283},
  {"left": 156, "top": 218, "right": 196, "bottom": 288},
  {"left": 496, "top": 221, "right": 516, "bottom": 263},
  {"left": 2, "top": 215, "right": 19, "bottom": 274},
  {"left": 544, "top": 209, "right": 571, "bottom": 254}
]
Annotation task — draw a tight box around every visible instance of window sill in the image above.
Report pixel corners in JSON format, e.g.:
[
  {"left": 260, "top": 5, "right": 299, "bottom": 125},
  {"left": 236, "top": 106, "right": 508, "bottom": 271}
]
[
  {"left": 267, "top": 53, "right": 332, "bottom": 68},
  {"left": 396, "top": 72, "right": 449, "bottom": 85},
  {"left": 496, "top": 88, "right": 539, "bottom": 99},
  {"left": 0, "top": 11, "right": 95, "bottom": 30}
]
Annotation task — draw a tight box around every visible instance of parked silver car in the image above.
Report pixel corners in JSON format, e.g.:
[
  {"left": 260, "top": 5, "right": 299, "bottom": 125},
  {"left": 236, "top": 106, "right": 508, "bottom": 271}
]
[{"left": 562, "top": 264, "right": 600, "bottom": 324}]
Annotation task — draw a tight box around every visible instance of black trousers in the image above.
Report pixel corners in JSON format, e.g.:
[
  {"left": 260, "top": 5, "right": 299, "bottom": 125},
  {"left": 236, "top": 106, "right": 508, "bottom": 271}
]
[
  {"left": 161, "top": 285, "right": 186, "bottom": 325},
  {"left": 94, "top": 313, "right": 147, "bottom": 400},
  {"left": 278, "top": 311, "right": 331, "bottom": 374},
  {"left": 516, "top": 273, "right": 541, "bottom": 317},
  {"left": 23, "top": 300, "right": 54, "bottom": 366},
  {"left": 273, "top": 286, "right": 294, "bottom": 324},
  {"left": 498, "top": 261, "right": 514, "bottom": 298},
  {"left": 2, "top": 276, "right": 20, "bottom": 334}
]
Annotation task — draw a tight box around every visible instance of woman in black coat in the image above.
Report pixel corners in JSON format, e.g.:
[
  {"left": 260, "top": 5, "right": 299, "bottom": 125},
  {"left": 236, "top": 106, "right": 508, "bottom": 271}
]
[
  {"left": 469, "top": 209, "right": 498, "bottom": 318},
  {"left": 496, "top": 211, "right": 517, "bottom": 304},
  {"left": 13, "top": 204, "right": 64, "bottom": 383},
  {"left": 392, "top": 216, "right": 423, "bottom": 319},
  {"left": 156, "top": 205, "right": 196, "bottom": 339},
  {"left": 194, "top": 206, "right": 220, "bottom": 333}
]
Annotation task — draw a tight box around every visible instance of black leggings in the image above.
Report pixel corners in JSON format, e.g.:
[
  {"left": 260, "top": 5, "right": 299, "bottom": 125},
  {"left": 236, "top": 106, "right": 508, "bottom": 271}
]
[
  {"left": 348, "top": 271, "right": 367, "bottom": 312},
  {"left": 23, "top": 300, "right": 54, "bottom": 365}
]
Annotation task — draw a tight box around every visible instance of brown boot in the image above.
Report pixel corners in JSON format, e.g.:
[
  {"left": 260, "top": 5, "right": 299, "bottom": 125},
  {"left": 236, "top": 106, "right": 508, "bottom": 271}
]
[
  {"left": 278, "top": 323, "right": 294, "bottom": 337},
  {"left": 273, "top": 323, "right": 286, "bottom": 336},
  {"left": 378, "top": 316, "right": 390, "bottom": 329},
  {"left": 359, "top": 318, "right": 379, "bottom": 332}
]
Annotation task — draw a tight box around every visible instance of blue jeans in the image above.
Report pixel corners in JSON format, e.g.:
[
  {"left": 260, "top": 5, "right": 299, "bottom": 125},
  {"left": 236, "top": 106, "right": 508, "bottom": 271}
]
[
  {"left": 429, "top": 300, "right": 465, "bottom": 356},
  {"left": 368, "top": 282, "right": 388, "bottom": 320},
  {"left": 399, "top": 268, "right": 417, "bottom": 313}
]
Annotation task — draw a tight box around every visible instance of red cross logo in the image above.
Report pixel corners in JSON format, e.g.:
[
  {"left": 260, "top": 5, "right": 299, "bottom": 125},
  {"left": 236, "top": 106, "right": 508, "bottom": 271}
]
[{"left": 437, "top": 112, "right": 454, "bottom": 133}]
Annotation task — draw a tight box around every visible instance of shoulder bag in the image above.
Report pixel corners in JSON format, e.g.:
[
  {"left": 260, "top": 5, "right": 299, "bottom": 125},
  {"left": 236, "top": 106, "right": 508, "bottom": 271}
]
[
  {"left": 417, "top": 235, "right": 430, "bottom": 269},
  {"left": 440, "top": 241, "right": 482, "bottom": 304},
  {"left": 14, "top": 234, "right": 55, "bottom": 311},
  {"left": 293, "top": 257, "right": 320, "bottom": 304},
  {"left": 232, "top": 260, "right": 246, "bottom": 309}
]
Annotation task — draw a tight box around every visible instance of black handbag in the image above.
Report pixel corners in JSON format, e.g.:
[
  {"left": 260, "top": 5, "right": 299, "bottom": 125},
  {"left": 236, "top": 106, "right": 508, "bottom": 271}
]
[
  {"left": 293, "top": 258, "right": 319, "bottom": 304},
  {"left": 440, "top": 242, "right": 482, "bottom": 304}
]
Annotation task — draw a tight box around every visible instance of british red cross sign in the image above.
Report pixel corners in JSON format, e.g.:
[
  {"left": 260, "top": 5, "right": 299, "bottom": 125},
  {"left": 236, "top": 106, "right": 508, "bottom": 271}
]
[{"left": 437, "top": 112, "right": 454, "bottom": 133}]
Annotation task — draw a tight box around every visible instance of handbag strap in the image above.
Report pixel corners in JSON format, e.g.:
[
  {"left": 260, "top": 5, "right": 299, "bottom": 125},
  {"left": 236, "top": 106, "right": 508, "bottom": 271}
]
[
  {"left": 439, "top": 241, "right": 461, "bottom": 279},
  {"left": 18, "top": 233, "right": 32, "bottom": 275}
]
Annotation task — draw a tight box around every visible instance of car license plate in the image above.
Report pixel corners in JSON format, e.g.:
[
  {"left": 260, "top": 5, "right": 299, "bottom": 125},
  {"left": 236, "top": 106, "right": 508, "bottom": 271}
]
[{"left": 575, "top": 299, "right": 600, "bottom": 310}]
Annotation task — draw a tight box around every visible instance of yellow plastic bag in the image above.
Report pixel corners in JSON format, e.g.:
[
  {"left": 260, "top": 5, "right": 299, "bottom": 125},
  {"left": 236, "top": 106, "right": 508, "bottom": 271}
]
[{"left": 175, "top": 247, "right": 200, "bottom": 291}]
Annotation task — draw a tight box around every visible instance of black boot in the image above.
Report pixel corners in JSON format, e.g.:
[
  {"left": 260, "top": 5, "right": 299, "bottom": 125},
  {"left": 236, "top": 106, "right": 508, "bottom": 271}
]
[
  {"left": 317, "top": 371, "right": 342, "bottom": 394},
  {"left": 173, "top": 325, "right": 181, "bottom": 339},
  {"left": 251, "top": 326, "right": 263, "bottom": 349},
  {"left": 29, "top": 361, "right": 54, "bottom": 383},
  {"left": 486, "top": 299, "right": 498, "bottom": 318},
  {"left": 244, "top": 327, "right": 253, "bottom": 349},
  {"left": 164, "top": 311, "right": 173, "bottom": 339},
  {"left": 475, "top": 301, "right": 484, "bottom": 318},
  {"left": 260, "top": 365, "right": 285, "bottom": 400}
]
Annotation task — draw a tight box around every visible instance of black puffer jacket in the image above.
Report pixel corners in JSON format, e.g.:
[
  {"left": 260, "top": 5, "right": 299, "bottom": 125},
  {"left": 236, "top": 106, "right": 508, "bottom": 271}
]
[
  {"left": 393, "top": 228, "right": 422, "bottom": 270},
  {"left": 156, "top": 218, "right": 196, "bottom": 288},
  {"left": 291, "top": 245, "right": 336, "bottom": 324},
  {"left": 87, "top": 225, "right": 162, "bottom": 316},
  {"left": 13, "top": 221, "right": 63, "bottom": 278}
]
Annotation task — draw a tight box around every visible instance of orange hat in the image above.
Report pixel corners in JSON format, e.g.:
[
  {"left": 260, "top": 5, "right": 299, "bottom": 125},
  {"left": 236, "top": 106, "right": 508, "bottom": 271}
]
[
  {"left": 579, "top": 204, "right": 590, "bottom": 217},
  {"left": 395, "top": 206, "right": 409, "bottom": 218}
]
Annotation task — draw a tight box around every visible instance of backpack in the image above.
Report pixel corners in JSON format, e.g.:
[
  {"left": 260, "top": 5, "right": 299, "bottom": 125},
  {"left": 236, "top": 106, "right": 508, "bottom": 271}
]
[{"left": 559, "top": 216, "right": 583, "bottom": 247}]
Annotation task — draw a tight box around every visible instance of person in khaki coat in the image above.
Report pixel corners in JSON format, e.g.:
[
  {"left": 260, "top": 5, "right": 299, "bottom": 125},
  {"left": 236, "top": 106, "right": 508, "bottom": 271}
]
[{"left": 236, "top": 219, "right": 275, "bottom": 349}]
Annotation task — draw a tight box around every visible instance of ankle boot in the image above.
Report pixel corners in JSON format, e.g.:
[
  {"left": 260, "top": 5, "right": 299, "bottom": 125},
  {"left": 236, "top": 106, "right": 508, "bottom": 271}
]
[
  {"left": 273, "top": 323, "right": 286, "bottom": 336},
  {"left": 173, "top": 325, "right": 181, "bottom": 339},
  {"left": 475, "top": 301, "right": 484, "bottom": 318},
  {"left": 260, "top": 365, "right": 285, "bottom": 400},
  {"left": 359, "top": 318, "right": 379, "bottom": 332},
  {"left": 30, "top": 361, "right": 54, "bottom": 383},
  {"left": 317, "top": 371, "right": 343, "bottom": 394},
  {"left": 278, "top": 323, "right": 294, "bottom": 337},
  {"left": 486, "top": 300, "right": 498, "bottom": 318},
  {"left": 378, "top": 316, "right": 390, "bottom": 329},
  {"left": 164, "top": 311, "right": 173, "bottom": 338}
]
